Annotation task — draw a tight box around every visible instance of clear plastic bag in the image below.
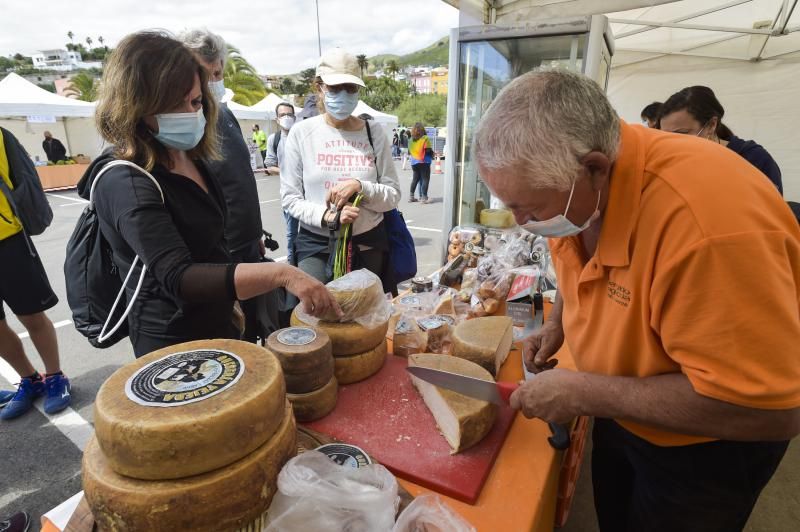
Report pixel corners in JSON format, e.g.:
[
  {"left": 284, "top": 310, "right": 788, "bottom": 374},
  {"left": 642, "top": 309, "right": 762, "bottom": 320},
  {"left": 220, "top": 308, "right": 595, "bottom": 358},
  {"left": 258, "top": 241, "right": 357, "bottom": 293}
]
[
  {"left": 298, "top": 269, "right": 393, "bottom": 328},
  {"left": 265, "top": 451, "right": 399, "bottom": 532},
  {"left": 391, "top": 494, "right": 475, "bottom": 532}
]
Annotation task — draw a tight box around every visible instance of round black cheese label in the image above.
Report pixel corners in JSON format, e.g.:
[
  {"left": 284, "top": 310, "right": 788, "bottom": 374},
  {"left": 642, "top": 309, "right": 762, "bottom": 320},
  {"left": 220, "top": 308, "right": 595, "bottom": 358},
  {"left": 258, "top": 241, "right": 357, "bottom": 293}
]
[
  {"left": 315, "top": 443, "right": 372, "bottom": 469},
  {"left": 277, "top": 327, "right": 317, "bottom": 346},
  {"left": 125, "top": 349, "right": 244, "bottom": 407}
]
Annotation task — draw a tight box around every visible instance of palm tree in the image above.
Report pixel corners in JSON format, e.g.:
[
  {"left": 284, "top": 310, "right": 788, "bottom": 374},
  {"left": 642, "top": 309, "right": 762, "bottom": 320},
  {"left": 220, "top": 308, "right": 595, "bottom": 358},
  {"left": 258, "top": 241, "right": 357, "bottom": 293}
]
[
  {"left": 64, "top": 72, "right": 98, "bottom": 102},
  {"left": 224, "top": 44, "right": 268, "bottom": 105},
  {"left": 356, "top": 54, "right": 368, "bottom": 77},
  {"left": 386, "top": 60, "right": 400, "bottom": 79},
  {"left": 86, "top": 36, "right": 93, "bottom": 48},
  {"left": 67, "top": 31, "right": 74, "bottom": 43},
  {"left": 98, "top": 36, "right": 105, "bottom": 47}
]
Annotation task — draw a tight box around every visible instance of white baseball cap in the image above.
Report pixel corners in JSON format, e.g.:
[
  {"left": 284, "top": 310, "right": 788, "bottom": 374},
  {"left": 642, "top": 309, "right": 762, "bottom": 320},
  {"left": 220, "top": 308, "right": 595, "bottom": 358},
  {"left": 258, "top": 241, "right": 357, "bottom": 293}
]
[{"left": 316, "top": 48, "right": 365, "bottom": 87}]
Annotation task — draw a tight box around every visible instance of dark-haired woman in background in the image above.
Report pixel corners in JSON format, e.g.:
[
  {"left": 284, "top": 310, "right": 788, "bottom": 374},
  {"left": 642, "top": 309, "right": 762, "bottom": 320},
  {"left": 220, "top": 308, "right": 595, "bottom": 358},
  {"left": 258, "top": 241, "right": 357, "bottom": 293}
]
[
  {"left": 640, "top": 101, "right": 662, "bottom": 128},
  {"left": 659, "top": 85, "right": 782, "bottom": 194}
]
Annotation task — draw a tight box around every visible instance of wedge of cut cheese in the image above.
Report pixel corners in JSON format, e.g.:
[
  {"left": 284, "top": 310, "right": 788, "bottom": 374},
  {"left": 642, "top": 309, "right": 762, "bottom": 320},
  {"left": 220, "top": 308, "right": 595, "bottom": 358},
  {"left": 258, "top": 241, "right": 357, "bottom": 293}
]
[
  {"left": 291, "top": 309, "right": 388, "bottom": 356},
  {"left": 84, "top": 401, "right": 297, "bottom": 532},
  {"left": 408, "top": 354, "right": 498, "bottom": 454},
  {"left": 451, "top": 316, "right": 514, "bottom": 377},
  {"left": 287, "top": 376, "right": 338, "bottom": 422},
  {"left": 93, "top": 339, "right": 286, "bottom": 480},
  {"left": 334, "top": 340, "right": 388, "bottom": 384}
]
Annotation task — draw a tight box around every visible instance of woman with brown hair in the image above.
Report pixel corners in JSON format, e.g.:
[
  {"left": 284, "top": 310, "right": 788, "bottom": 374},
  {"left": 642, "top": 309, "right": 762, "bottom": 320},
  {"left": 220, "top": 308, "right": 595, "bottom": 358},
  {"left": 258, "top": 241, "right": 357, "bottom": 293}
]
[
  {"left": 280, "top": 48, "right": 400, "bottom": 295},
  {"left": 79, "top": 31, "right": 338, "bottom": 357},
  {"left": 408, "top": 122, "right": 432, "bottom": 203}
]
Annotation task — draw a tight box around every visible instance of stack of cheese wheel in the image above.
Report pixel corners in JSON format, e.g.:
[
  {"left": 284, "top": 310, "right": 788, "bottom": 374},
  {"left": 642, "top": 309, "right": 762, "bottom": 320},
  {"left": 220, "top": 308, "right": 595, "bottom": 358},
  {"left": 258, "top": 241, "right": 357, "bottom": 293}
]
[
  {"left": 83, "top": 340, "right": 297, "bottom": 532},
  {"left": 267, "top": 326, "right": 337, "bottom": 422}
]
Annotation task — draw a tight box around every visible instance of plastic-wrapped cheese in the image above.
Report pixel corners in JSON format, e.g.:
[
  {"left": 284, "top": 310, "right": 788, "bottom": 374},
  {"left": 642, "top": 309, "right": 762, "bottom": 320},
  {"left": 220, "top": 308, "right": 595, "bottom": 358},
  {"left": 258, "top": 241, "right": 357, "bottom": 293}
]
[
  {"left": 93, "top": 339, "right": 286, "bottom": 480},
  {"left": 319, "top": 269, "right": 386, "bottom": 322},
  {"left": 83, "top": 401, "right": 297, "bottom": 532},
  {"left": 451, "top": 316, "right": 514, "bottom": 377},
  {"left": 291, "top": 309, "right": 388, "bottom": 356},
  {"left": 408, "top": 354, "right": 497, "bottom": 453}
]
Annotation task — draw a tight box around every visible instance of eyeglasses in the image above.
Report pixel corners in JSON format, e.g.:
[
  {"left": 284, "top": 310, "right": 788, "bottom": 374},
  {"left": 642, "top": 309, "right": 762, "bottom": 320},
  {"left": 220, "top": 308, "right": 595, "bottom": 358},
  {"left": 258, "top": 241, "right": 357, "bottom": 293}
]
[
  {"left": 278, "top": 112, "right": 295, "bottom": 118},
  {"left": 322, "top": 83, "right": 360, "bottom": 95}
]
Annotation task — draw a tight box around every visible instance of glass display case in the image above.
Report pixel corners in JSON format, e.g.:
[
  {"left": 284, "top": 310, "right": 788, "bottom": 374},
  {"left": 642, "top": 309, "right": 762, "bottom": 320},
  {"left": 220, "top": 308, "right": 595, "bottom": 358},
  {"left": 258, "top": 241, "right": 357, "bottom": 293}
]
[{"left": 441, "top": 15, "right": 614, "bottom": 242}]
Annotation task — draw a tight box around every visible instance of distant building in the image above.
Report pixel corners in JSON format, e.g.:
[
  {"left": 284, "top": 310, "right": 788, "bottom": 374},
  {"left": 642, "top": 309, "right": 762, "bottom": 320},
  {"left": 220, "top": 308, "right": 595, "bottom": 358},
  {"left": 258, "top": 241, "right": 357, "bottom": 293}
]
[
  {"left": 431, "top": 66, "right": 448, "bottom": 95},
  {"left": 31, "top": 49, "right": 102, "bottom": 71},
  {"left": 410, "top": 67, "right": 432, "bottom": 94}
]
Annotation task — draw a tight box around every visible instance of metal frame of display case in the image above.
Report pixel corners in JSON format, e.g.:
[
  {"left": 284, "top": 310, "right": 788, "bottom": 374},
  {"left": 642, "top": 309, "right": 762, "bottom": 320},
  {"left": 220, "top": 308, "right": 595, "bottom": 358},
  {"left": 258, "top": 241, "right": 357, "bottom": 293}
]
[{"left": 441, "top": 15, "right": 614, "bottom": 261}]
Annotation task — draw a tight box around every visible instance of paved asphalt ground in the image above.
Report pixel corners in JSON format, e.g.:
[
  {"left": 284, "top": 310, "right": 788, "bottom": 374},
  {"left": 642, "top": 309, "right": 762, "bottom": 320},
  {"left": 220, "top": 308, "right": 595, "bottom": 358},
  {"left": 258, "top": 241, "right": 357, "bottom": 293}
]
[{"left": 2, "top": 160, "right": 798, "bottom": 530}]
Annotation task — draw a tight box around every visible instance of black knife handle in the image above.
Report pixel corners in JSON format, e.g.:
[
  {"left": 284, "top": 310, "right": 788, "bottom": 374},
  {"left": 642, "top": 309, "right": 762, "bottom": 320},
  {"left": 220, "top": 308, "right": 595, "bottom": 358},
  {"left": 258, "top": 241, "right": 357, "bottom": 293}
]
[{"left": 547, "top": 422, "right": 571, "bottom": 450}]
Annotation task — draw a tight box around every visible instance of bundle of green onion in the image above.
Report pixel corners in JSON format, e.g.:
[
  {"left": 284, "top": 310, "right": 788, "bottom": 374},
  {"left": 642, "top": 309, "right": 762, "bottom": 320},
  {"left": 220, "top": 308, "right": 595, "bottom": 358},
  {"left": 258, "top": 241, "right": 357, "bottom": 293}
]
[{"left": 333, "top": 193, "right": 365, "bottom": 279}]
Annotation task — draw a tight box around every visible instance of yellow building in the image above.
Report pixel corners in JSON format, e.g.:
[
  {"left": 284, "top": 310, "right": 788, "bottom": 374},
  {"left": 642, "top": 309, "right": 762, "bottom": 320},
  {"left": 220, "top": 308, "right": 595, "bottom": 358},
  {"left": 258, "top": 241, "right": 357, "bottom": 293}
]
[{"left": 431, "top": 66, "right": 448, "bottom": 95}]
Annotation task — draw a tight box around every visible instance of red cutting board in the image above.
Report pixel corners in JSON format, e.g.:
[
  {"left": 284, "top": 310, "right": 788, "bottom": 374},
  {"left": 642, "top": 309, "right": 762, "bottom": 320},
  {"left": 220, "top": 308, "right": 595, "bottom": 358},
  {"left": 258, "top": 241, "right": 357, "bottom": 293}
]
[{"left": 306, "top": 354, "right": 516, "bottom": 504}]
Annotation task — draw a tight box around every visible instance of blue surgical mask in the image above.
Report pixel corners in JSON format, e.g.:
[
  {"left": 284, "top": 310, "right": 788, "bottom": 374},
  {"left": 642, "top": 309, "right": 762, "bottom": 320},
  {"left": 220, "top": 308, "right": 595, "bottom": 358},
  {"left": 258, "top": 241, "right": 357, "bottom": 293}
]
[
  {"left": 520, "top": 179, "right": 601, "bottom": 238},
  {"left": 209, "top": 79, "right": 226, "bottom": 102},
  {"left": 154, "top": 108, "right": 206, "bottom": 151},
  {"left": 324, "top": 90, "right": 359, "bottom": 121}
]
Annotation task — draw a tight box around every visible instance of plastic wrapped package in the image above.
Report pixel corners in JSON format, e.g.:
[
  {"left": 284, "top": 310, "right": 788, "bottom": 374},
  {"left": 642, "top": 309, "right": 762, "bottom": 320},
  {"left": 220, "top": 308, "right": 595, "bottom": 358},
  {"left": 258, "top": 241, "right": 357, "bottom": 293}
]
[
  {"left": 416, "top": 315, "right": 456, "bottom": 354},
  {"left": 391, "top": 494, "right": 475, "bottom": 532},
  {"left": 265, "top": 451, "right": 399, "bottom": 532},
  {"left": 393, "top": 315, "right": 428, "bottom": 357},
  {"left": 298, "top": 269, "right": 393, "bottom": 328}
]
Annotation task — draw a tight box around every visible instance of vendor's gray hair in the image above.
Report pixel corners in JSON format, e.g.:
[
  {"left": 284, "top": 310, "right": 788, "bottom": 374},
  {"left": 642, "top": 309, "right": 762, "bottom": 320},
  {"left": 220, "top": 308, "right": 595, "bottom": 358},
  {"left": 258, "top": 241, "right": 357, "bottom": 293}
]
[
  {"left": 473, "top": 69, "right": 620, "bottom": 191},
  {"left": 180, "top": 29, "right": 228, "bottom": 68}
]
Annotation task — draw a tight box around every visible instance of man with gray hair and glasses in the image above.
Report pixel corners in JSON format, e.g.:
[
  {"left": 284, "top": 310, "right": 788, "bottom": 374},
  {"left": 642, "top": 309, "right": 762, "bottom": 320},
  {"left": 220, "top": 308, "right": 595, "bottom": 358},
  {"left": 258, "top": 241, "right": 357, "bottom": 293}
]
[
  {"left": 180, "top": 29, "right": 275, "bottom": 342},
  {"left": 473, "top": 69, "right": 800, "bottom": 531}
]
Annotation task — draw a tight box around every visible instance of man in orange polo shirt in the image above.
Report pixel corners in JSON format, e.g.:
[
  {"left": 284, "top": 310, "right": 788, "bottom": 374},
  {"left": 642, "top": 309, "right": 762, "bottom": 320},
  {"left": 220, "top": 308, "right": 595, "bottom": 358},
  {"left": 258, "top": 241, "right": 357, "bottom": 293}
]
[{"left": 473, "top": 70, "right": 800, "bottom": 531}]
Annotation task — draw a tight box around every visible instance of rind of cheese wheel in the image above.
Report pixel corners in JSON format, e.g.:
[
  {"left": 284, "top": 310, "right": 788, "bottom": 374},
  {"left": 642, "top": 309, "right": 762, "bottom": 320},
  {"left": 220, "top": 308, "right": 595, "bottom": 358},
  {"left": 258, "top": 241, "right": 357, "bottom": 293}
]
[
  {"left": 318, "top": 271, "right": 384, "bottom": 322},
  {"left": 266, "top": 326, "right": 332, "bottom": 373},
  {"left": 408, "top": 354, "right": 497, "bottom": 454},
  {"left": 84, "top": 401, "right": 297, "bottom": 532},
  {"left": 291, "top": 309, "right": 388, "bottom": 356},
  {"left": 93, "top": 339, "right": 286, "bottom": 480},
  {"left": 287, "top": 376, "right": 338, "bottom": 422},
  {"left": 334, "top": 340, "right": 388, "bottom": 384},
  {"left": 451, "top": 316, "right": 514, "bottom": 377},
  {"left": 283, "top": 355, "right": 335, "bottom": 395}
]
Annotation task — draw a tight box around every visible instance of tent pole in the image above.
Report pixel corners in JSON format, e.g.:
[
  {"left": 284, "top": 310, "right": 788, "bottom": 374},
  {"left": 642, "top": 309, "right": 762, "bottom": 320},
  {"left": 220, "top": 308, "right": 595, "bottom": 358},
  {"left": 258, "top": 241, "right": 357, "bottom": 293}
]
[
  {"left": 609, "top": 18, "right": 774, "bottom": 35},
  {"left": 753, "top": 0, "right": 798, "bottom": 61},
  {"left": 615, "top": 0, "right": 754, "bottom": 40}
]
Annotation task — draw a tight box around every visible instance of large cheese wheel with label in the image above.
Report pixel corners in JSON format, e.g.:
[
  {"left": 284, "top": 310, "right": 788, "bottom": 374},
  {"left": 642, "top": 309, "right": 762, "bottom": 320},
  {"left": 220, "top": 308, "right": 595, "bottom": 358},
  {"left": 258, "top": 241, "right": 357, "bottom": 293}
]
[
  {"left": 451, "top": 316, "right": 514, "bottom": 377},
  {"left": 287, "top": 376, "right": 338, "bottom": 422},
  {"left": 334, "top": 340, "right": 388, "bottom": 384},
  {"left": 291, "top": 309, "right": 388, "bottom": 356},
  {"left": 408, "top": 354, "right": 497, "bottom": 454},
  {"left": 93, "top": 339, "right": 286, "bottom": 480},
  {"left": 84, "top": 401, "right": 297, "bottom": 532}
]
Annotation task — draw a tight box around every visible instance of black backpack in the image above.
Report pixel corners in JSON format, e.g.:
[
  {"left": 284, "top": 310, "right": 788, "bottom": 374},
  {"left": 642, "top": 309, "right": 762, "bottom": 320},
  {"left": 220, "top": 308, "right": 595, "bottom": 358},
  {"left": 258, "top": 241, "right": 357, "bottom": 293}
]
[
  {"left": 64, "top": 160, "right": 164, "bottom": 348},
  {"left": 0, "top": 127, "right": 53, "bottom": 237}
]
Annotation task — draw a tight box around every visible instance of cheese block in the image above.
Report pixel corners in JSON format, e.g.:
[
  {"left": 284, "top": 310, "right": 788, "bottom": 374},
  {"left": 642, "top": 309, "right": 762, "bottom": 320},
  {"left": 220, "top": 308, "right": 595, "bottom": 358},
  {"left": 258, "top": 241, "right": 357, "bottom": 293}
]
[
  {"left": 291, "top": 309, "right": 388, "bottom": 356},
  {"left": 94, "top": 339, "right": 286, "bottom": 480},
  {"left": 408, "top": 354, "right": 497, "bottom": 454},
  {"left": 287, "top": 376, "right": 338, "bottom": 422},
  {"left": 84, "top": 401, "right": 297, "bottom": 532},
  {"left": 267, "top": 327, "right": 332, "bottom": 373},
  {"left": 417, "top": 315, "right": 455, "bottom": 354},
  {"left": 334, "top": 340, "right": 388, "bottom": 384},
  {"left": 393, "top": 316, "right": 425, "bottom": 358},
  {"left": 319, "top": 269, "right": 385, "bottom": 322},
  {"left": 283, "top": 355, "right": 335, "bottom": 395},
  {"left": 451, "top": 316, "right": 514, "bottom": 377},
  {"left": 433, "top": 291, "right": 456, "bottom": 315}
]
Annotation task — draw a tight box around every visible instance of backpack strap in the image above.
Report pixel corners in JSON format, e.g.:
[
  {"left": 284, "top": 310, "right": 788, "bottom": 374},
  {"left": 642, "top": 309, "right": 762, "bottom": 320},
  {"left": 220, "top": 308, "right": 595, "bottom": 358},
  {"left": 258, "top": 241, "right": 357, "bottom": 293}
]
[
  {"left": 363, "top": 119, "right": 380, "bottom": 184},
  {"left": 89, "top": 159, "right": 165, "bottom": 344},
  {"left": 272, "top": 131, "right": 281, "bottom": 157}
]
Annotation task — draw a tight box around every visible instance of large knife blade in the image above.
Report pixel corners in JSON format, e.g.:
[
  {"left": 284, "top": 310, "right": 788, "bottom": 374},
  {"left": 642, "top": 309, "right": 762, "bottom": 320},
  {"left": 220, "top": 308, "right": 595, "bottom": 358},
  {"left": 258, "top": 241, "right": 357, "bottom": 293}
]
[{"left": 405, "top": 366, "right": 519, "bottom": 405}]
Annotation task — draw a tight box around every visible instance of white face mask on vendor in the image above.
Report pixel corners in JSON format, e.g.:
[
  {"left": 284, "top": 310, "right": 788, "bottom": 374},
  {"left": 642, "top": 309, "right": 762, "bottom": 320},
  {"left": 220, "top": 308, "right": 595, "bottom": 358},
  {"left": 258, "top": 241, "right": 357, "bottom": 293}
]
[{"left": 520, "top": 179, "right": 601, "bottom": 238}]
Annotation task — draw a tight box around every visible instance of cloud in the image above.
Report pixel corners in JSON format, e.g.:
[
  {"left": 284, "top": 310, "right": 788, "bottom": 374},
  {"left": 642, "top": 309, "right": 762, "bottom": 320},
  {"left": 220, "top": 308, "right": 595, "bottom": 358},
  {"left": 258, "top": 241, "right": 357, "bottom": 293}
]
[{"left": 1, "top": 0, "right": 458, "bottom": 74}]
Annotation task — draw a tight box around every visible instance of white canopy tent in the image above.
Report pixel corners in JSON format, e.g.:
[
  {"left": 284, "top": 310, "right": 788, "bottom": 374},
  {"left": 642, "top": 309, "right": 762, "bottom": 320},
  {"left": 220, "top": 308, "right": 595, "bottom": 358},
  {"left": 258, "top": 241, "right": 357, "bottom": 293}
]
[
  {"left": 0, "top": 73, "right": 101, "bottom": 160},
  {"left": 252, "top": 93, "right": 301, "bottom": 119},
  {"left": 354, "top": 100, "right": 399, "bottom": 143},
  {"left": 442, "top": 0, "right": 800, "bottom": 200}
]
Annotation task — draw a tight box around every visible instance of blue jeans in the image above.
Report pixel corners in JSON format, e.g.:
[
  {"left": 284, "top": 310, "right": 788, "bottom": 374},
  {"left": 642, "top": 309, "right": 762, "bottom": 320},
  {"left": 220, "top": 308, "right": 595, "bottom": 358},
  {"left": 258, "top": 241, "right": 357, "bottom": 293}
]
[{"left": 283, "top": 211, "right": 299, "bottom": 266}]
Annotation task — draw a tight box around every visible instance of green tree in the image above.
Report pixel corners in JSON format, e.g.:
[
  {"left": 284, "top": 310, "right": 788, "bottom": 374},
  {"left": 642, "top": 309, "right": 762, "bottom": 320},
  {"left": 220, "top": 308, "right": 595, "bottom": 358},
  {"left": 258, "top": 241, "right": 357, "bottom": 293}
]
[
  {"left": 64, "top": 72, "right": 98, "bottom": 102},
  {"left": 385, "top": 60, "right": 400, "bottom": 79},
  {"left": 295, "top": 67, "right": 317, "bottom": 96},
  {"left": 394, "top": 94, "right": 447, "bottom": 127},
  {"left": 224, "top": 44, "right": 267, "bottom": 105},
  {"left": 67, "top": 31, "right": 74, "bottom": 43},
  {"left": 280, "top": 77, "right": 295, "bottom": 95},
  {"left": 37, "top": 82, "right": 56, "bottom": 93},
  {"left": 86, "top": 36, "right": 93, "bottom": 48},
  {"left": 0, "top": 56, "right": 15, "bottom": 72},
  {"left": 362, "top": 77, "right": 409, "bottom": 112},
  {"left": 356, "top": 54, "right": 368, "bottom": 77}
]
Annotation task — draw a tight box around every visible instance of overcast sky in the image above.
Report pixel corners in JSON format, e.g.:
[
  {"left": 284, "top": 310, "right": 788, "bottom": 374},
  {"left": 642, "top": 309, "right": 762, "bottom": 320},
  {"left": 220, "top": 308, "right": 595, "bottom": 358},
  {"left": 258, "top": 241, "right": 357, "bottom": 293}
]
[{"left": 1, "top": 0, "right": 458, "bottom": 74}]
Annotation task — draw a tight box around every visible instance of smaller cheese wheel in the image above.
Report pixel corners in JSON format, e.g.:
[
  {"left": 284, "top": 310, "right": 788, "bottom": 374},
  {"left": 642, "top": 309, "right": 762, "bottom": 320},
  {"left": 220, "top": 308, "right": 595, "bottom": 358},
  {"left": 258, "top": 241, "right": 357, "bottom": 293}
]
[
  {"left": 283, "top": 355, "right": 335, "bottom": 395},
  {"left": 287, "top": 376, "right": 338, "bottom": 422},
  {"left": 291, "top": 309, "right": 389, "bottom": 356},
  {"left": 83, "top": 401, "right": 297, "bottom": 532},
  {"left": 267, "top": 326, "right": 332, "bottom": 373},
  {"left": 334, "top": 340, "right": 388, "bottom": 384}
]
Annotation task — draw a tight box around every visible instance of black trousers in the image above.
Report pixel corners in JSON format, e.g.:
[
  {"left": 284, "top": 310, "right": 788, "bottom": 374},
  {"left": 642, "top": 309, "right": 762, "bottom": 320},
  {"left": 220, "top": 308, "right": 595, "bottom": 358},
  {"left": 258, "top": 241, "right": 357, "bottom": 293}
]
[
  {"left": 591, "top": 418, "right": 789, "bottom": 532},
  {"left": 410, "top": 163, "right": 431, "bottom": 198}
]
